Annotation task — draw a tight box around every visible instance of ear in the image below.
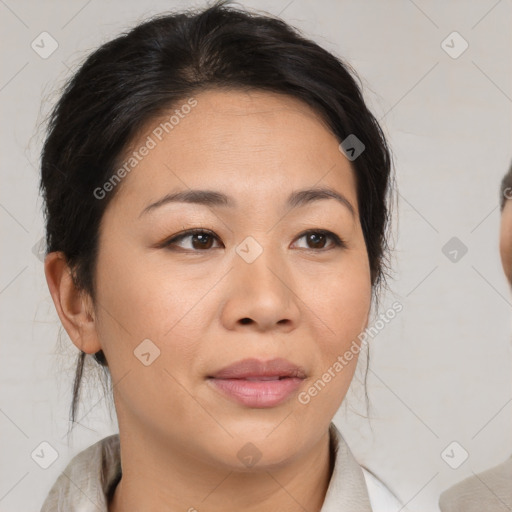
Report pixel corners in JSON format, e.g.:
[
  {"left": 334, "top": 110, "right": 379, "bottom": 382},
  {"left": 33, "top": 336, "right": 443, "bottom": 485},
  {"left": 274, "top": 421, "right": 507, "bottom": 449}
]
[{"left": 44, "top": 251, "right": 102, "bottom": 355}]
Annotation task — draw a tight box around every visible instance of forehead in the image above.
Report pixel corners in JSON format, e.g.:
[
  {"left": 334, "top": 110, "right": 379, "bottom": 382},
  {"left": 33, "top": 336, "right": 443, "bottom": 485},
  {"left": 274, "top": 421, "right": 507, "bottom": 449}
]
[{"left": 110, "top": 88, "right": 358, "bottom": 214}]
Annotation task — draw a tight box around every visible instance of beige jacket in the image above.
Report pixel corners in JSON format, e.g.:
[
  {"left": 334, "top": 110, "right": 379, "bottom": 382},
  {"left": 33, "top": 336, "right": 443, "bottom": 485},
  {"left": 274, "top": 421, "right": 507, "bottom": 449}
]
[
  {"left": 40, "top": 422, "right": 403, "bottom": 511},
  {"left": 439, "top": 455, "right": 512, "bottom": 511}
]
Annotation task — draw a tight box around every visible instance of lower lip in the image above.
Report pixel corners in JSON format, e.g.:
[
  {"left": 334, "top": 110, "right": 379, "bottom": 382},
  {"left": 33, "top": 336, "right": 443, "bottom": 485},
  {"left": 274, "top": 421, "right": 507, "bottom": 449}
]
[{"left": 208, "top": 377, "right": 304, "bottom": 408}]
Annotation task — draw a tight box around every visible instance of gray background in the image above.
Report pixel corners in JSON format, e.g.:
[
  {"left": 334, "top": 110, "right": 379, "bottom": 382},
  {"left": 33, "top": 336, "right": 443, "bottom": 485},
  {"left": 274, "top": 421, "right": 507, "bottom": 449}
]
[{"left": 1, "top": 0, "right": 511, "bottom": 510}]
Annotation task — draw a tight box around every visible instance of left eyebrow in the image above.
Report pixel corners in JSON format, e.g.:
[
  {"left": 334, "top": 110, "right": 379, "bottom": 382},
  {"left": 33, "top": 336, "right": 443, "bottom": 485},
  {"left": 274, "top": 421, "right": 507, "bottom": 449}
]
[{"left": 139, "top": 186, "right": 355, "bottom": 218}]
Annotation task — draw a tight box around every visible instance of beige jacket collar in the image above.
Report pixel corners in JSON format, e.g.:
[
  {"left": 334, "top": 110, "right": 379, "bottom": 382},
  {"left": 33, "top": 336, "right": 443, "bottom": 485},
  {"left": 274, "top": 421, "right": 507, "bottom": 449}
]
[{"left": 41, "top": 422, "right": 372, "bottom": 511}]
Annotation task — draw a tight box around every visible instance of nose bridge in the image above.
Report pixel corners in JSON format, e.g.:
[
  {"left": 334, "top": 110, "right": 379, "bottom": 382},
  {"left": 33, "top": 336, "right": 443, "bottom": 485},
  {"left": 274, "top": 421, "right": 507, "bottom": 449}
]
[
  {"left": 235, "top": 232, "right": 280, "bottom": 278},
  {"left": 233, "top": 232, "right": 293, "bottom": 306}
]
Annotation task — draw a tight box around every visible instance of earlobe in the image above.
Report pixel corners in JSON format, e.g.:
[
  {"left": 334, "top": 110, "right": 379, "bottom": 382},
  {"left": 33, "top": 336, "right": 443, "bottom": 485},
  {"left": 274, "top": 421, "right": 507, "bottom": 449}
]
[{"left": 44, "top": 251, "right": 102, "bottom": 355}]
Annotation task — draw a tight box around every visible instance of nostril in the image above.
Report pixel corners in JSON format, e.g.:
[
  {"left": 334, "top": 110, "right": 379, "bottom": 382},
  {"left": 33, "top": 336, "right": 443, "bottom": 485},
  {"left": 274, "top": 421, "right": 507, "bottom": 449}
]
[{"left": 240, "top": 318, "right": 252, "bottom": 325}]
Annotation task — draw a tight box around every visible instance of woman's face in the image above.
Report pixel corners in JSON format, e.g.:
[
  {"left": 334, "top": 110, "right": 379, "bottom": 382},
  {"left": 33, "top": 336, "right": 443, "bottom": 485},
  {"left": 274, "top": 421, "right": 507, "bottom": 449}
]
[
  {"left": 90, "top": 88, "right": 372, "bottom": 468},
  {"left": 500, "top": 199, "right": 512, "bottom": 285}
]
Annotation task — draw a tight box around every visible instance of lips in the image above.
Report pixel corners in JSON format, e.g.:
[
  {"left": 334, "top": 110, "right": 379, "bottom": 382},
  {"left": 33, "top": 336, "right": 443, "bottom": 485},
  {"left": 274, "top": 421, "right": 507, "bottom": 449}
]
[
  {"left": 208, "top": 357, "right": 307, "bottom": 380},
  {"left": 207, "top": 358, "right": 306, "bottom": 408}
]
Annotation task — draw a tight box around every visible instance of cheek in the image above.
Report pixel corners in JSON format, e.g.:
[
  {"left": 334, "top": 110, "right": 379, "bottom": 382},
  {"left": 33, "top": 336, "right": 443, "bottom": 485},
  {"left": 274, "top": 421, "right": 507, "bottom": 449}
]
[
  {"left": 500, "top": 206, "right": 512, "bottom": 283},
  {"left": 321, "top": 285, "right": 371, "bottom": 380},
  {"left": 307, "top": 252, "right": 372, "bottom": 392},
  {"left": 500, "top": 226, "right": 512, "bottom": 283},
  {"left": 306, "top": 251, "right": 372, "bottom": 347},
  {"left": 93, "top": 242, "right": 210, "bottom": 425},
  {"left": 93, "top": 237, "right": 206, "bottom": 369},
  {"left": 99, "top": 214, "right": 209, "bottom": 318}
]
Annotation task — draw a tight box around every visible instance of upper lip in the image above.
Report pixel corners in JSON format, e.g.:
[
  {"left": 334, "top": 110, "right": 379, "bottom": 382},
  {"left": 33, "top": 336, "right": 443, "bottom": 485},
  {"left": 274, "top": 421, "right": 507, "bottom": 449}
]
[{"left": 208, "top": 358, "right": 307, "bottom": 379}]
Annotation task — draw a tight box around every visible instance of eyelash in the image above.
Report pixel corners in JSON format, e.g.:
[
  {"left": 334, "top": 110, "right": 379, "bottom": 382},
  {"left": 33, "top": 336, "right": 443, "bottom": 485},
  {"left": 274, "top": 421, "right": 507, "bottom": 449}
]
[{"left": 160, "top": 228, "right": 346, "bottom": 252}]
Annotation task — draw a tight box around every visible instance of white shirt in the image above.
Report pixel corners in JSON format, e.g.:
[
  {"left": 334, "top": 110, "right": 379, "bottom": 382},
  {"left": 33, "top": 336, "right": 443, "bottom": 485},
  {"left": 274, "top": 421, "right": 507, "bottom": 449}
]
[{"left": 362, "top": 468, "right": 405, "bottom": 512}]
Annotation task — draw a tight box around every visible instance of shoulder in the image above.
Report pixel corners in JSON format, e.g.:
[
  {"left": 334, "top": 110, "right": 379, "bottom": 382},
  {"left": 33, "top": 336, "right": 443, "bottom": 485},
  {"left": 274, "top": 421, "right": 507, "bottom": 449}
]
[
  {"left": 327, "top": 422, "right": 406, "bottom": 511},
  {"left": 439, "top": 456, "right": 512, "bottom": 512},
  {"left": 361, "top": 467, "right": 407, "bottom": 512},
  {"left": 40, "top": 434, "right": 120, "bottom": 512}
]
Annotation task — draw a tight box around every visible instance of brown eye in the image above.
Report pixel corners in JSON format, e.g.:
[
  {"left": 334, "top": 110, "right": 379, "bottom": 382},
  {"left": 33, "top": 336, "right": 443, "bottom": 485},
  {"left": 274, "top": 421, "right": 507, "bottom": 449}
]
[
  {"left": 161, "top": 228, "right": 345, "bottom": 253},
  {"left": 306, "top": 232, "right": 327, "bottom": 249},
  {"left": 162, "top": 229, "right": 222, "bottom": 251},
  {"left": 189, "top": 232, "right": 215, "bottom": 250},
  {"left": 294, "top": 230, "right": 345, "bottom": 251}
]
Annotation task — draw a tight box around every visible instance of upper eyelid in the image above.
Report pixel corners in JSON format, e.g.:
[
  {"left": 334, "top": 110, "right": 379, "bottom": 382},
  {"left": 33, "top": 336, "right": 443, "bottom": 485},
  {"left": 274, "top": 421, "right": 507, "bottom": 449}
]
[{"left": 170, "top": 229, "right": 220, "bottom": 244}]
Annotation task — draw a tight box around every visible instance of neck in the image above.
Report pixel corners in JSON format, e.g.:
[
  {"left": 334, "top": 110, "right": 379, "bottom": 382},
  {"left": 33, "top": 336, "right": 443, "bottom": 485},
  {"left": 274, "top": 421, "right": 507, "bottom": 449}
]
[{"left": 109, "top": 421, "right": 334, "bottom": 512}]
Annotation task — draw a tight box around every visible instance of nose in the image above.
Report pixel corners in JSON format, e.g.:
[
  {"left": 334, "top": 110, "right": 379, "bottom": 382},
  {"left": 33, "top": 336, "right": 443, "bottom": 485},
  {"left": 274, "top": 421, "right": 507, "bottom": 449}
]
[{"left": 221, "top": 242, "right": 301, "bottom": 333}]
